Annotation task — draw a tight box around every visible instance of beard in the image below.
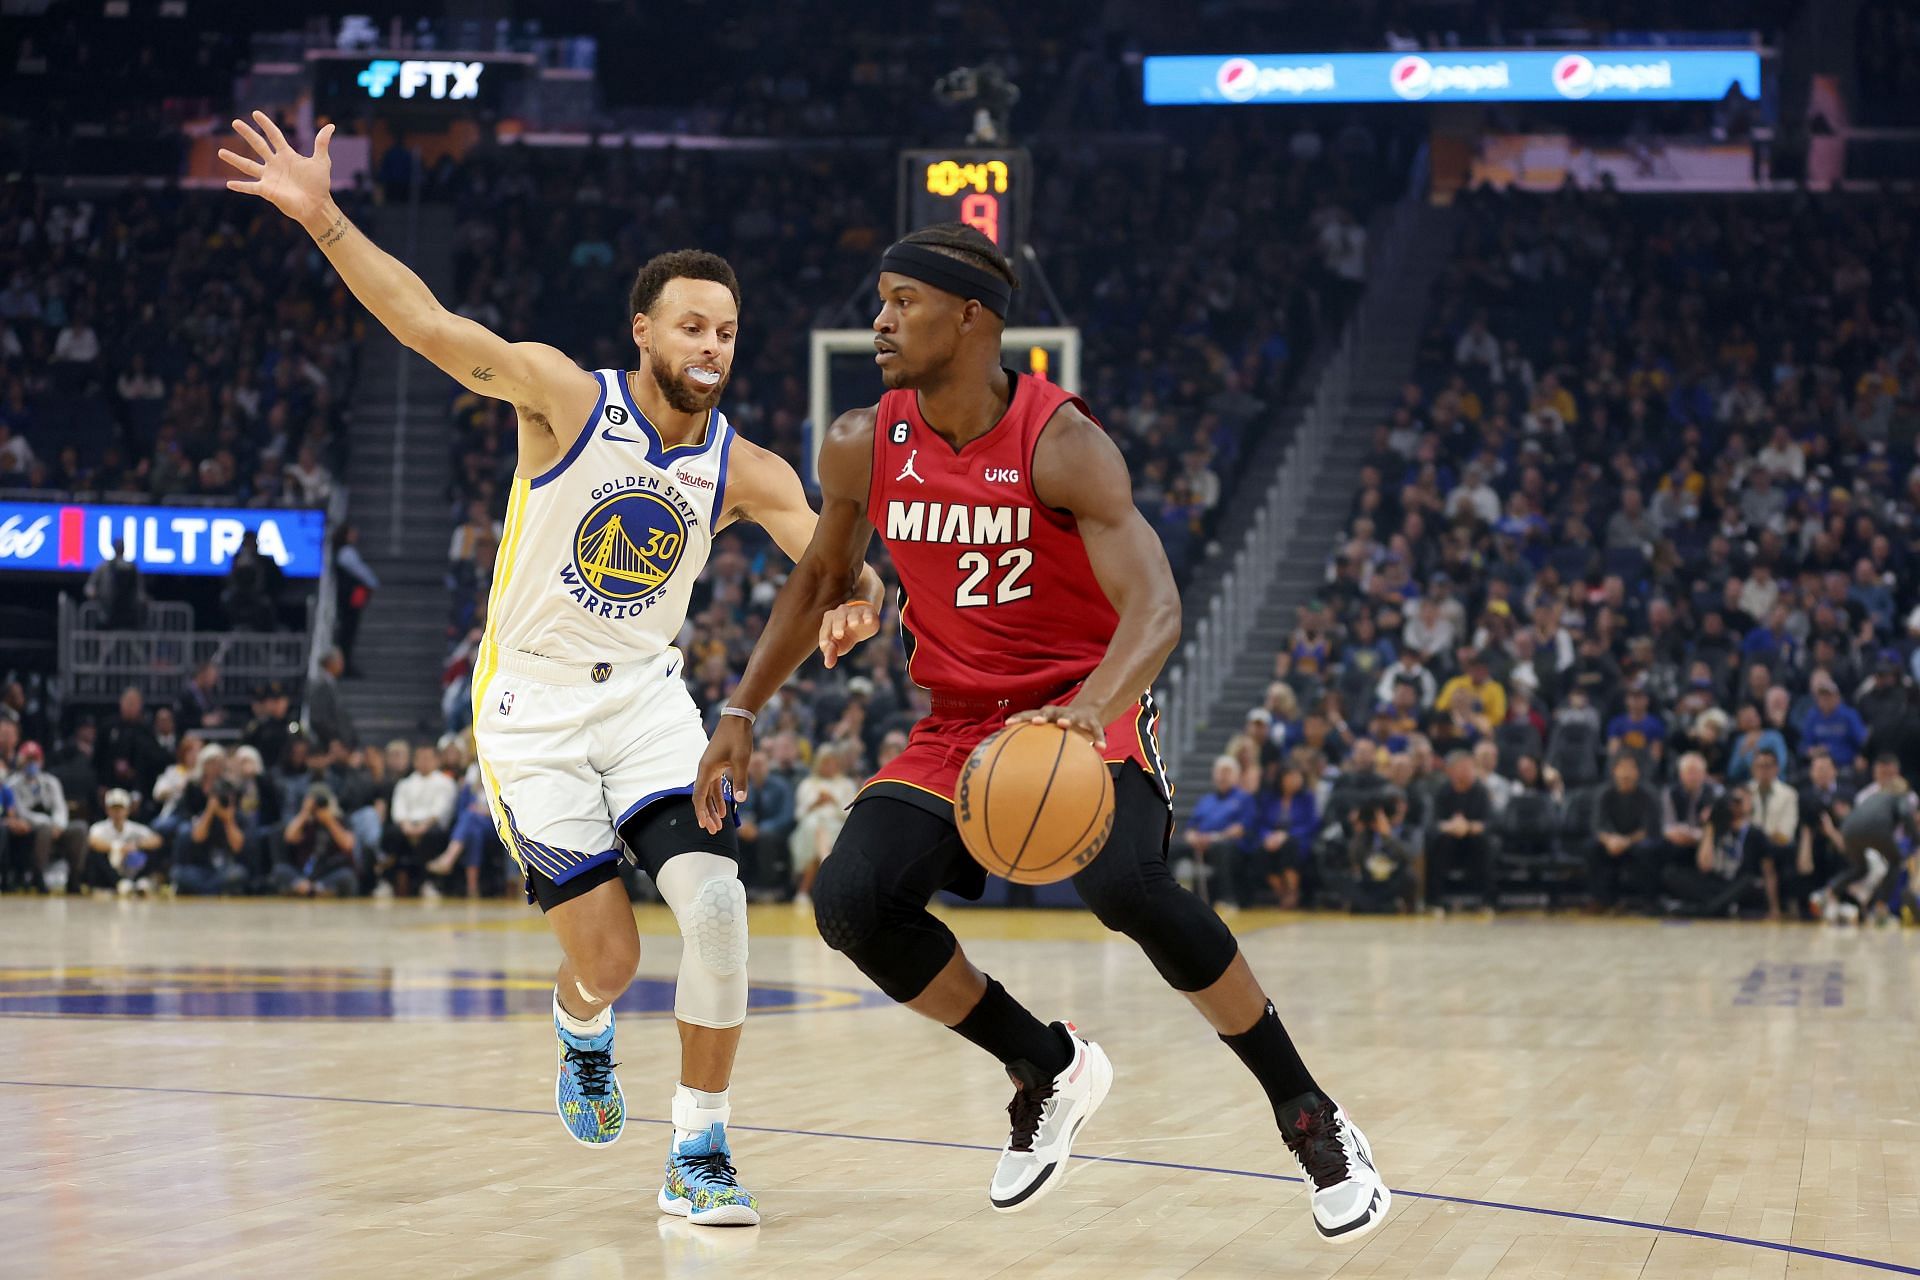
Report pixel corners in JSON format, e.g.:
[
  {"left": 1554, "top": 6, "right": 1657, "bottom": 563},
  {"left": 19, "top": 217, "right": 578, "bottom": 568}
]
[{"left": 647, "top": 347, "right": 728, "bottom": 414}]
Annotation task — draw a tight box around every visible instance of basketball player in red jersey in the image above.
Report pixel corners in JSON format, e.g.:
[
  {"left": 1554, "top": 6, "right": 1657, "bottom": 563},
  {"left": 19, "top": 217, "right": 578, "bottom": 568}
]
[{"left": 696, "top": 224, "right": 1390, "bottom": 1238}]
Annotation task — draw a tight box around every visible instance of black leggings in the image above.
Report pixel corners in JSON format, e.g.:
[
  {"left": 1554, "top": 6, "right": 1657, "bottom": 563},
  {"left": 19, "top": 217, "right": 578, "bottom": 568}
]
[{"left": 813, "top": 765, "right": 1240, "bottom": 1002}]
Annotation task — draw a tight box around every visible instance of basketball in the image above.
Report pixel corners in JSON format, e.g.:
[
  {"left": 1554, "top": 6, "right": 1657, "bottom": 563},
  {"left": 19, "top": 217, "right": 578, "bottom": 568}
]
[{"left": 956, "top": 721, "right": 1116, "bottom": 884}]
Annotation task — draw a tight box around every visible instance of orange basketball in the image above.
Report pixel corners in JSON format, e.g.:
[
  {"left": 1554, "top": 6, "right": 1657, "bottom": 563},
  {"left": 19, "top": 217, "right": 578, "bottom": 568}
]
[{"left": 956, "top": 721, "right": 1116, "bottom": 885}]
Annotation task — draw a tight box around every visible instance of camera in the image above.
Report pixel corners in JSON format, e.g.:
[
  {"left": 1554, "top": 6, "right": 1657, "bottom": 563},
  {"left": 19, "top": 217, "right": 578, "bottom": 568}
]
[{"left": 211, "top": 779, "right": 240, "bottom": 806}]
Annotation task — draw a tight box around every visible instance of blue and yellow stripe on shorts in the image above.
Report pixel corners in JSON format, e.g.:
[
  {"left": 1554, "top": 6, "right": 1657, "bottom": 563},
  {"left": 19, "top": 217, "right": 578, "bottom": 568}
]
[{"left": 470, "top": 476, "right": 531, "bottom": 884}]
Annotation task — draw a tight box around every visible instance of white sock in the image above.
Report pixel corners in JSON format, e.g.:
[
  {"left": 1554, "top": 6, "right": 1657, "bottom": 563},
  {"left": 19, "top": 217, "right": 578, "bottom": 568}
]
[
  {"left": 553, "top": 989, "right": 612, "bottom": 1037},
  {"left": 673, "top": 1082, "right": 730, "bottom": 1145}
]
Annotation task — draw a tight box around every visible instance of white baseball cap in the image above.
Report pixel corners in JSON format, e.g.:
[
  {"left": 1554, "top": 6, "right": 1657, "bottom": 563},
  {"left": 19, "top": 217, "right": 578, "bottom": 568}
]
[{"left": 105, "top": 788, "right": 132, "bottom": 810}]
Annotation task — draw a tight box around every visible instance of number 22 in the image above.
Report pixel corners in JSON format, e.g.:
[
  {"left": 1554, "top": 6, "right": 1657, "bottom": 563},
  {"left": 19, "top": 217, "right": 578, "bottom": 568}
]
[{"left": 955, "top": 548, "right": 1033, "bottom": 607}]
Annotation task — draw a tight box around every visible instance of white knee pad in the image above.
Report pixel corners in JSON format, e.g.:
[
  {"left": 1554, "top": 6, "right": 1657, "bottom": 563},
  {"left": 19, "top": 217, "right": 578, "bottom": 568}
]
[{"left": 656, "top": 852, "right": 749, "bottom": 1029}]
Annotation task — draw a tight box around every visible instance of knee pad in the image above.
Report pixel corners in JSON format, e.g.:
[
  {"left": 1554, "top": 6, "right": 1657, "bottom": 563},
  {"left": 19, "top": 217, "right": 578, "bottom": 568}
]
[
  {"left": 1076, "top": 849, "right": 1237, "bottom": 993},
  {"left": 656, "top": 852, "right": 748, "bottom": 1029},
  {"left": 813, "top": 851, "right": 956, "bottom": 1003}
]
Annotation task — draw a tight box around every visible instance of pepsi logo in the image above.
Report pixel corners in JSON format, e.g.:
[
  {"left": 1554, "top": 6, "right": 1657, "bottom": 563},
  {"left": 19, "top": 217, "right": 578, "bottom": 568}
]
[
  {"left": 1553, "top": 54, "right": 1596, "bottom": 99},
  {"left": 1390, "top": 55, "right": 1433, "bottom": 100},
  {"left": 1216, "top": 57, "right": 1259, "bottom": 103}
]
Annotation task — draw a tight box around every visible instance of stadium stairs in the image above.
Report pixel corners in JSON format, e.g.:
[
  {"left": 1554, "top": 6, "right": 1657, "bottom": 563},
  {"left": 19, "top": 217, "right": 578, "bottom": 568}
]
[
  {"left": 338, "top": 203, "right": 459, "bottom": 746},
  {"left": 1165, "top": 202, "right": 1458, "bottom": 809}
]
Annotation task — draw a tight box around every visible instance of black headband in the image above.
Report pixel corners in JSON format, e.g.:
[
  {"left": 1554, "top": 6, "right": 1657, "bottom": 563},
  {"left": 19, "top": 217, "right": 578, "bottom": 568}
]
[{"left": 878, "top": 241, "right": 1012, "bottom": 319}]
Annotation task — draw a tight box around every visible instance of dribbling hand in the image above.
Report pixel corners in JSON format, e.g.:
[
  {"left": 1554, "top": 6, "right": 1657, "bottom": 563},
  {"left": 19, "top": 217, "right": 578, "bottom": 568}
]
[
  {"left": 219, "top": 112, "right": 333, "bottom": 225},
  {"left": 694, "top": 714, "right": 753, "bottom": 834},
  {"left": 818, "top": 599, "right": 880, "bottom": 669},
  {"left": 1006, "top": 704, "right": 1107, "bottom": 751}
]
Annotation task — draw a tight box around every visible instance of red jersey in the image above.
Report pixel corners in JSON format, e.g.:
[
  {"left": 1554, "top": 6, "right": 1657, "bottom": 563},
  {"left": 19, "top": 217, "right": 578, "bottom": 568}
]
[{"left": 861, "top": 371, "right": 1166, "bottom": 812}]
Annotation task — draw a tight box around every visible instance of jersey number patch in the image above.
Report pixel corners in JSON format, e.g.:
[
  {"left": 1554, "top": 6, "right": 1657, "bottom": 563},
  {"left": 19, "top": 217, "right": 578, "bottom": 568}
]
[
  {"left": 954, "top": 548, "right": 1034, "bottom": 607},
  {"left": 890, "top": 421, "right": 910, "bottom": 445}
]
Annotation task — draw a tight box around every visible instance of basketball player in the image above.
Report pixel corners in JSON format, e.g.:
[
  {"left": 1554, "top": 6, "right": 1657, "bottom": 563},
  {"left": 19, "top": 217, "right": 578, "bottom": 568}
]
[
  {"left": 1813, "top": 775, "right": 1916, "bottom": 926},
  {"left": 694, "top": 224, "right": 1391, "bottom": 1238},
  {"left": 222, "top": 113, "right": 881, "bottom": 1224}
]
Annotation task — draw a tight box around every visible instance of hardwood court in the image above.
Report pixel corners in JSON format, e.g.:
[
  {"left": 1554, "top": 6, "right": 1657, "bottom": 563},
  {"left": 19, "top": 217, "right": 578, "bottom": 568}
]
[{"left": 2, "top": 896, "right": 1916, "bottom": 1279}]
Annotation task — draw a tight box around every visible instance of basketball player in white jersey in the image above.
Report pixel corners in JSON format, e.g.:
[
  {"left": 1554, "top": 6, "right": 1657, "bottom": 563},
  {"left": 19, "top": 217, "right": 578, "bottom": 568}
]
[{"left": 222, "top": 113, "right": 881, "bottom": 1224}]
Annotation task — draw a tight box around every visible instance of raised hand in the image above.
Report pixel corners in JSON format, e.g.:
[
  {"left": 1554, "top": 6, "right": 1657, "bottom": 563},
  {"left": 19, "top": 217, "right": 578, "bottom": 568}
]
[{"left": 219, "top": 111, "right": 335, "bottom": 226}]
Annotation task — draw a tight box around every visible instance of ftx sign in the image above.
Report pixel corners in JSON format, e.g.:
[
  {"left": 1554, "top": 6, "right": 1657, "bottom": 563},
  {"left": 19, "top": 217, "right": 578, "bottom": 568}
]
[{"left": 356, "top": 59, "right": 484, "bottom": 101}]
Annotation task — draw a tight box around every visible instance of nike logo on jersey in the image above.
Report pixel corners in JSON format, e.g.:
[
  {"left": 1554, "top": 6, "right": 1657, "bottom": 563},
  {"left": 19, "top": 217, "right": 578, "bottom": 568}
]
[
  {"left": 603, "top": 428, "right": 649, "bottom": 445},
  {"left": 896, "top": 449, "right": 924, "bottom": 484}
]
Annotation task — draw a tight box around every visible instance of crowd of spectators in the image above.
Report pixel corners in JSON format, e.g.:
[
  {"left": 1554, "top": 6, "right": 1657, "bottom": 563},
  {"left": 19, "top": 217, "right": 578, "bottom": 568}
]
[
  {"left": 0, "top": 183, "right": 360, "bottom": 508},
  {"left": 1176, "top": 186, "right": 1920, "bottom": 925}
]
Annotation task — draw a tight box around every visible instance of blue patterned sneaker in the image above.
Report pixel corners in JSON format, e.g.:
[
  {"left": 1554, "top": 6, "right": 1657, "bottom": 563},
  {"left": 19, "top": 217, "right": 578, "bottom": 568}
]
[
  {"left": 658, "top": 1123, "right": 761, "bottom": 1226},
  {"left": 554, "top": 1008, "right": 625, "bottom": 1146}
]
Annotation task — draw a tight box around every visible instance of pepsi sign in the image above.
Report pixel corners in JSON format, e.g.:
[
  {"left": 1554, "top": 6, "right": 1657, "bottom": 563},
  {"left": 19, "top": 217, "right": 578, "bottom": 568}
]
[
  {"left": 1144, "top": 49, "right": 1760, "bottom": 106},
  {"left": 0, "top": 501, "right": 327, "bottom": 578}
]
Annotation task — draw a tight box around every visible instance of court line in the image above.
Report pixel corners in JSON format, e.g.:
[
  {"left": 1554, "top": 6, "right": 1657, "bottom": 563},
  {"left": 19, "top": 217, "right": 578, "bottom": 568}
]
[{"left": 3, "top": 1079, "right": 1915, "bottom": 1277}]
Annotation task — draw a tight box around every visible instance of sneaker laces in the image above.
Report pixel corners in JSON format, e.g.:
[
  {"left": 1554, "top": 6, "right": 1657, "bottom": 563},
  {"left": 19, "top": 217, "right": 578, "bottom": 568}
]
[
  {"left": 1006, "top": 1081, "right": 1057, "bottom": 1154},
  {"left": 680, "top": 1147, "right": 742, "bottom": 1188},
  {"left": 1283, "top": 1099, "right": 1351, "bottom": 1188},
  {"left": 561, "top": 1043, "right": 618, "bottom": 1098}
]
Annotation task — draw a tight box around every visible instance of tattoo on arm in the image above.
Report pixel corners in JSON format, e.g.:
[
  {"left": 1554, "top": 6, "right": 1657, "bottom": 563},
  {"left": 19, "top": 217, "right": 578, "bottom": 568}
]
[
  {"left": 471, "top": 366, "right": 495, "bottom": 382},
  {"left": 316, "top": 213, "right": 351, "bottom": 249}
]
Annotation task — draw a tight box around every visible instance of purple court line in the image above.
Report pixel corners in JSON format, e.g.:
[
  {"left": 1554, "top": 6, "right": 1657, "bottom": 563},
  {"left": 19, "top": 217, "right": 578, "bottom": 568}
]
[{"left": 4, "top": 1079, "right": 1917, "bottom": 1277}]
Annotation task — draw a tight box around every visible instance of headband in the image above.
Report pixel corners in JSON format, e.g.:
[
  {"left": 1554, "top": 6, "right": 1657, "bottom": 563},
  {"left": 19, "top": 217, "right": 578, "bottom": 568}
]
[{"left": 878, "top": 241, "right": 1012, "bottom": 318}]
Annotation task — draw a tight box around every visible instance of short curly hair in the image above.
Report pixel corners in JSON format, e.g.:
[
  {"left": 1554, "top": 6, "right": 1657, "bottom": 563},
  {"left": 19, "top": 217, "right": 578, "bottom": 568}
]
[{"left": 628, "top": 249, "right": 741, "bottom": 319}]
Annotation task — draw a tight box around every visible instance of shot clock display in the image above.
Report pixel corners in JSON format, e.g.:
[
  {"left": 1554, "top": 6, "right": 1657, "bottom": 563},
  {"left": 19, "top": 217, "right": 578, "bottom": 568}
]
[{"left": 898, "top": 148, "right": 1031, "bottom": 262}]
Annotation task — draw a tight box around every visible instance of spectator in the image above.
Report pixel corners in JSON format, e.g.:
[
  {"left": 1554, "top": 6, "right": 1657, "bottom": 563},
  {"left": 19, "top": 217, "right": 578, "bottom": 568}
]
[
  {"left": 1177, "top": 757, "right": 1255, "bottom": 907},
  {"left": 789, "top": 742, "right": 857, "bottom": 908},
  {"left": 96, "top": 686, "right": 167, "bottom": 802},
  {"left": 1800, "top": 676, "right": 1869, "bottom": 772},
  {"left": 378, "top": 744, "right": 457, "bottom": 898},
  {"left": 1727, "top": 704, "right": 1791, "bottom": 785},
  {"left": 1435, "top": 652, "right": 1506, "bottom": 737},
  {"left": 222, "top": 530, "right": 284, "bottom": 630},
  {"left": 1659, "top": 752, "right": 1722, "bottom": 878},
  {"left": 1343, "top": 795, "right": 1416, "bottom": 914},
  {"left": 1798, "top": 751, "right": 1851, "bottom": 897},
  {"left": 175, "top": 661, "right": 228, "bottom": 733},
  {"left": 151, "top": 735, "right": 205, "bottom": 847},
  {"left": 1589, "top": 753, "right": 1661, "bottom": 912},
  {"left": 3, "top": 741, "right": 79, "bottom": 893},
  {"left": 428, "top": 774, "right": 503, "bottom": 899},
  {"left": 84, "top": 539, "right": 146, "bottom": 630},
  {"left": 1250, "top": 762, "right": 1318, "bottom": 910},
  {"left": 83, "top": 788, "right": 162, "bottom": 895},
  {"left": 333, "top": 523, "right": 379, "bottom": 673},
  {"left": 1606, "top": 687, "right": 1667, "bottom": 773},
  {"left": 1746, "top": 747, "right": 1802, "bottom": 919},
  {"left": 1427, "top": 750, "right": 1493, "bottom": 907},
  {"left": 244, "top": 683, "right": 294, "bottom": 781},
  {"left": 270, "top": 784, "right": 359, "bottom": 897},
  {"left": 735, "top": 749, "right": 795, "bottom": 897},
  {"left": 307, "top": 648, "right": 357, "bottom": 749}
]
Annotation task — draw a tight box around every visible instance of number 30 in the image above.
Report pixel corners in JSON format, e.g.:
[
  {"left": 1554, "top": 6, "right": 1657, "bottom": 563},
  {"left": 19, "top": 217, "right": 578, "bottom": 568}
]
[{"left": 955, "top": 548, "right": 1033, "bottom": 607}]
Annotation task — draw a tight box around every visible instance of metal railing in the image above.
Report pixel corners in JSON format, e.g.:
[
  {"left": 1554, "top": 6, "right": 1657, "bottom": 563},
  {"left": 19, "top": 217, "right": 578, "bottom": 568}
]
[
  {"left": 1157, "top": 187, "right": 1426, "bottom": 777},
  {"left": 59, "top": 596, "right": 312, "bottom": 706},
  {"left": 301, "top": 485, "right": 349, "bottom": 723}
]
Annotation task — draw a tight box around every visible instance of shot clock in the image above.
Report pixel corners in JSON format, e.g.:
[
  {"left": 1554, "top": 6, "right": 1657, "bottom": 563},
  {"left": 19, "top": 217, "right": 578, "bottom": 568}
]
[{"left": 898, "top": 148, "right": 1031, "bottom": 263}]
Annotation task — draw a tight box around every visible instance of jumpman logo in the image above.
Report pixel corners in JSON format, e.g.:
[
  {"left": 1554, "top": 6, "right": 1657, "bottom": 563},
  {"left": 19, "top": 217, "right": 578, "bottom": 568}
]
[{"left": 896, "top": 449, "right": 924, "bottom": 485}]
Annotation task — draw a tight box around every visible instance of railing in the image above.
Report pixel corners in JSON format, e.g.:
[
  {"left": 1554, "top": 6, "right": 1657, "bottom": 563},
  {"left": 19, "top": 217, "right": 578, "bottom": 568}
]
[
  {"left": 302, "top": 485, "right": 349, "bottom": 722},
  {"left": 1157, "top": 176, "right": 1428, "bottom": 777},
  {"left": 59, "top": 596, "right": 312, "bottom": 706}
]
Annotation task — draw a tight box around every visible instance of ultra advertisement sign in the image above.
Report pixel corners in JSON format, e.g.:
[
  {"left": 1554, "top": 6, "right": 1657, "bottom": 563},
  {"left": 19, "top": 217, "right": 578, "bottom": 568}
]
[
  {"left": 0, "top": 502, "right": 327, "bottom": 578},
  {"left": 1144, "top": 49, "right": 1762, "bottom": 106}
]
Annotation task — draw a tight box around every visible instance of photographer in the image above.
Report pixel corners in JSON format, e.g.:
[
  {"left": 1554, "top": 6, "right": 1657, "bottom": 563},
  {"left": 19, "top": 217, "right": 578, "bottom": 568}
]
[
  {"left": 269, "top": 783, "right": 359, "bottom": 897},
  {"left": 1346, "top": 792, "right": 1416, "bottom": 914},
  {"left": 172, "top": 749, "right": 253, "bottom": 895},
  {"left": 377, "top": 744, "right": 455, "bottom": 897}
]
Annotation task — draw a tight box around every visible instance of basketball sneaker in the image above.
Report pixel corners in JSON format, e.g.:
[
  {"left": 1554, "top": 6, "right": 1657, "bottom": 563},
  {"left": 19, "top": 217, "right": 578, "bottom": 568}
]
[
  {"left": 989, "top": 1022, "right": 1113, "bottom": 1213},
  {"left": 1278, "top": 1092, "right": 1391, "bottom": 1241},
  {"left": 554, "top": 1007, "right": 625, "bottom": 1146},
  {"left": 658, "top": 1122, "right": 761, "bottom": 1226}
]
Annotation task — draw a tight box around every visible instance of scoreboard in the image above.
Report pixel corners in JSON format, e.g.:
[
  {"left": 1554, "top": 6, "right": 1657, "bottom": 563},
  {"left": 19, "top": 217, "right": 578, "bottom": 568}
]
[{"left": 898, "top": 148, "right": 1031, "bottom": 263}]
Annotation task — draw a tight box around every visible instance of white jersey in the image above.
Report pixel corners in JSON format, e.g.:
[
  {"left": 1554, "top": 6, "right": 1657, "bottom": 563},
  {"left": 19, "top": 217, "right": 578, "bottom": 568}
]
[{"left": 482, "top": 368, "right": 734, "bottom": 665}]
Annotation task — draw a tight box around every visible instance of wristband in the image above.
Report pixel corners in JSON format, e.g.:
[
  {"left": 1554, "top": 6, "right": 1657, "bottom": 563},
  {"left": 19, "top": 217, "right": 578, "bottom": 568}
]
[{"left": 720, "top": 706, "right": 757, "bottom": 726}]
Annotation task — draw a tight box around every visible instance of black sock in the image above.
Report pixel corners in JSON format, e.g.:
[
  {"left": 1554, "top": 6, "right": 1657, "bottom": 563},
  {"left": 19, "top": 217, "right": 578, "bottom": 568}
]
[
  {"left": 951, "top": 978, "right": 1072, "bottom": 1079},
  {"left": 1221, "top": 1000, "right": 1320, "bottom": 1117}
]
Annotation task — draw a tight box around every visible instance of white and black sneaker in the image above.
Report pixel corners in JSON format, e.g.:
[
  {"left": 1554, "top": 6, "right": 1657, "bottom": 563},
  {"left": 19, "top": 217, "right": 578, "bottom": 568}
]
[
  {"left": 988, "top": 1022, "right": 1113, "bottom": 1213},
  {"left": 1279, "top": 1092, "right": 1391, "bottom": 1241}
]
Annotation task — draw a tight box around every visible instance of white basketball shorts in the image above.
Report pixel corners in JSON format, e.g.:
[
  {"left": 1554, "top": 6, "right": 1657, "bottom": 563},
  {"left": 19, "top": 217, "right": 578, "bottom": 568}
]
[{"left": 471, "top": 643, "right": 708, "bottom": 887}]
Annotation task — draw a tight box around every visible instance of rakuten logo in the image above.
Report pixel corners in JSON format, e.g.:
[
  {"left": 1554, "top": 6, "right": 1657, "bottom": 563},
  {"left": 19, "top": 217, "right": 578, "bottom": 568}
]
[
  {"left": 1552, "top": 54, "right": 1674, "bottom": 99},
  {"left": 1390, "top": 55, "right": 1511, "bottom": 100},
  {"left": 1215, "top": 57, "right": 1336, "bottom": 102},
  {"left": 0, "top": 514, "right": 49, "bottom": 560}
]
